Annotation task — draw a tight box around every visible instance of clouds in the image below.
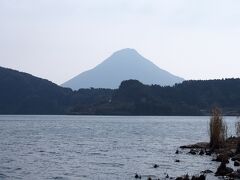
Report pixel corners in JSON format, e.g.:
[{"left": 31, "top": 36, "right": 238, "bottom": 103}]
[
  {"left": 1, "top": 0, "right": 240, "bottom": 29},
  {"left": 0, "top": 0, "right": 240, "bottom": 84}
]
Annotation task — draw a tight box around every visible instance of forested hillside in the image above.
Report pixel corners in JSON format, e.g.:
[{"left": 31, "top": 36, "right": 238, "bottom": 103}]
[
  {"left": 69, "top": 79, "right": 240, "bottom": 116},
  {"left": 0, "top": 66, "right": 239, "bottom": 115}
]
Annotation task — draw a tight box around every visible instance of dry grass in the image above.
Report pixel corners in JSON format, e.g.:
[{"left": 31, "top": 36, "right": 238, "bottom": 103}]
[
  {"left": 209, "top": 107, "right": 227, "bottom": 149},
  {"left": 235, "top": 117, "right": 240, "bottom": 137}
]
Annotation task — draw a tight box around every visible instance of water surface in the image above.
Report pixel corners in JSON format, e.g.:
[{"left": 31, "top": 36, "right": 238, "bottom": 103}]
[{"left": 0, "top": 116, "right": 237, "bottom": 180}]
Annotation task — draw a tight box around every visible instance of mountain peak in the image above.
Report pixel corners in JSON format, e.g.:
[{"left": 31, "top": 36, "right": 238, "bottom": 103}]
[
  {"left": 114, "top": 48, "right": 138, "bottom": 54},
  {"left": 111, "top": 48, "right": 140, "bottom": 58}
]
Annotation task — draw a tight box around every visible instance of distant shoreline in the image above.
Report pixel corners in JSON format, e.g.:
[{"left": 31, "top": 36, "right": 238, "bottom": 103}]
[{"left": 0, "top": 114, "right": 238, "bottom": 117}]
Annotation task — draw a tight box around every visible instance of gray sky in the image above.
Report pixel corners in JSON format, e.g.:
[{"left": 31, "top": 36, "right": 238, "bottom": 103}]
[{"left": 1, "top": 0, "right": 240, "bottom": 85}]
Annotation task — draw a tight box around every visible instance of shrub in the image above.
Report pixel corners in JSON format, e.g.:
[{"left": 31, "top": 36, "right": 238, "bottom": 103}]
[{"left": 209, "top": 107, "right": 227, "bottom": 149}]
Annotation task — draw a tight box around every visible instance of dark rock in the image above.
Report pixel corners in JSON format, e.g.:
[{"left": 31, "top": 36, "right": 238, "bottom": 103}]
[
  {"left": 191, "top": 175, "right": 205, "bottom": 180},
  {"left": 175, "top": 174, "right": 190, "bottom": 180},
  {"left": 215, "top": 162, "right": 233, "bottom": 176},
  {"left": 175, "top": 174, "right": 206, "bottom": 180},
  {"left": 205, "top": 150, "right": 212, "bottom": 156},
  {"left": 176, "top": 149, "right": 179, "bottom": 154},
  {"left": 234, "top": 160, "right": 240, "bottom": 166},
  {"left": 191, "top": 176, "right": 197, "bottom": 180},
  {"left": 175, "top": 159, "right": 180, "bottom": 163},
  {"left": 188, "top": 149, "right": 197, "bottom": 155},
  {"left": 226, "top": 171, "right": 240, "bottom": 179},
  {"left": 180, "top": 142, "right": 208, "bottom": 149},
  {"left": 166, "top": 174, "right": 169, "bottom": 178},
  {"left": 199, "top": 150, "right": 204, "bottom": 156},
  {"left": 200, "top": 175, "right": 205, "bottom": 180},
  {"left": 175, "top": 177, "right": 183, "bottom": 180},
  {"left": 183, "top": 174, "right": 190, "bottom": 180},
  {"left": 228, "top": 136, "right": 236, "bottom": 140},
  {"left": 232, "top": 154, "right": 240, "bottom": 161},
  {"left": 201, "top": 170, "right": 213, "bottom": 174},
  {"left": 236, "top": 143, "right": 240, "bottom": 154},
  {"left": 153, "top": 164, "right": 159, "bottom": 168},
  {"left": 226, "top": 150, "right": 235, "bottom": 157},
  {"left": 212, "top": 153, "right": 229, "bottom": 163},
  {"left": 135, "top": 173, "right": 141, "bottom": 179},
  {"left": 147, "top": 177, "right": 152, "bottom": 180},
  {"left": 198, "top": 175, "right": 205, "bottom": 180}
]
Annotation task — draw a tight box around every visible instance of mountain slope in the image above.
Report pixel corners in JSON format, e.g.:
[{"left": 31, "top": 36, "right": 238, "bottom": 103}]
[
  {"left": 62, "top": 48, "right": 184, "bottom": 90},
  {"left": 0, "top": 66, "right": 72, "bottom": 114}
]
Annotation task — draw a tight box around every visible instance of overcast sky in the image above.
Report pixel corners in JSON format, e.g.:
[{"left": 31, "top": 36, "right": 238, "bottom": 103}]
[{"left": 0, "top": 0, "right": 240, "bottom": 84}]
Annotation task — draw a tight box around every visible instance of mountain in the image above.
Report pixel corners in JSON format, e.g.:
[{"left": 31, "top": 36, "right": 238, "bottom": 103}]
[
  {"left": 0, "top": 66, "right": 72, "bottom": 114},
  {"left": 62, "top": 48, "right": 184, "bottom": 90}
]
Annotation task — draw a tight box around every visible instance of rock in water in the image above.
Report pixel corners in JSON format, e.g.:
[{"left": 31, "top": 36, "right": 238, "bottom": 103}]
[
  {"left": 191, "top": 175, "right": 206, "bottom": 180},
  {"left": 135, "top": 173, "right": 141, "bottom": 179},
  {"left": 234, "top": 160, "right": 240, "bottom": 166},
  {"left": 201, "top": 170, "right": 213, "bottom": 174},
  {"left": 199, "top": 149, "right": 204, "bottom": 155}
]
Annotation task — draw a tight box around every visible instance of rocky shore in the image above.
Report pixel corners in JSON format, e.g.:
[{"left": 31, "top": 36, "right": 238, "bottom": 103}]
[
  {"left": 179, "top": 136, "right": 240, "bottom": 179},
  {"left": 134, "top": 137, "right": 240, "bottom": 180}
]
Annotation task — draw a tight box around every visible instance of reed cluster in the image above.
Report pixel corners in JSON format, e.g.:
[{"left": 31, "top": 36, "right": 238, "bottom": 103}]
[{"left": 209, "top": 107, "right": 227, "bottom": 149}]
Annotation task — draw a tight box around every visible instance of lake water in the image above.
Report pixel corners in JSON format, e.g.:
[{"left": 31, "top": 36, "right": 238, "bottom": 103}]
[{"left": 0, "top": 116, "right": 238, "bottom": 180}]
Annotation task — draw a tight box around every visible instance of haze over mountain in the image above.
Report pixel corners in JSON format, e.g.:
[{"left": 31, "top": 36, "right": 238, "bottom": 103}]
[{"left": 62, "top": 49, "right": 184, "bottom": 90}]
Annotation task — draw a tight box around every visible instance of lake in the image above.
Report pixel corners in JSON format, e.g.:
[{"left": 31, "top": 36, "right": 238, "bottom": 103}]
[{"left": 0, "top": 116, "right": 238, "bottom": 180}]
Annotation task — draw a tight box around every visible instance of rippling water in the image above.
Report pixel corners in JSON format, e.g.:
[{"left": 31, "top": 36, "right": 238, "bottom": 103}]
[{"left": 0, "top": 116, "right": 238, "bottom": 180}]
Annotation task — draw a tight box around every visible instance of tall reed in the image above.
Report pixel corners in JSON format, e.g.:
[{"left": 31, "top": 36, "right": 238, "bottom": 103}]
[
  {"left": 235, "top": 117, "right": 240, "bottom": 137},
  {"left": 209, "top": 107, "right": 227, "bottom": 149}
]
